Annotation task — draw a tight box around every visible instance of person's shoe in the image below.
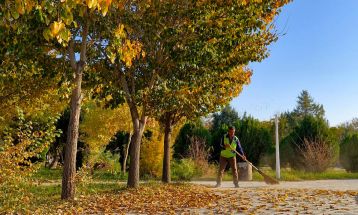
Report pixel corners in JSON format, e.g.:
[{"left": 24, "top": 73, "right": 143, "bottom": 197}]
[
  {"left": 214, "top": 184, "right": 221, "bottom": 188},
  {"left": 234, "top": 184, "right": 239, "bottom": 188}
]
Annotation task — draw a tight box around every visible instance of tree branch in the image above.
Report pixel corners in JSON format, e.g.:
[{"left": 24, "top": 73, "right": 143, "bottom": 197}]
[
  {"left": 68, "top": 40, "right": 76, "bottom": 70},
  {"left": 80, "top": 13, "right": 89, "bottom": 64}
]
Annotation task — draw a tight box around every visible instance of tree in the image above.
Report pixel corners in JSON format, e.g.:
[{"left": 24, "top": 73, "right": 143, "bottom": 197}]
[
  {"left": 338, "top": 118, "right": 358, "bottom": 140},
  {"left": 80, "top": 102, "right": 132, "bottom": 165},
  {"left": 293, "top": 90, "right": 325, "bottom": 119},
  {"left": 340, "top": 133, "right": 358, "bottom": 172},
  {"left": 212, "top": 106, "right": 240, "bottom": 132},
  {"left": 145, "top": 0, "right": 291, "bottom": 183},
  {"left": 0, "top": 2, "right": 68, "bottom": 130},
  {"left": 152, "top": 66, "right": 251, "bottom": 182},
  {"left": 275, "top": 90, "right": 326, "bottom": 142},
  {"left": 46, "top": 108, "right": 85, "bottom": 170},
  {"left": 1, "top": 0, "right": 129, "bottom": 199}
]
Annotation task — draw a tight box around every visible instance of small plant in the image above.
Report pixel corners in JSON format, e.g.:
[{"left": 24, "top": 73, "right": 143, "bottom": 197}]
[
  {"left": 75, "top": 165, "right": 94, "bottom": 195},
  {"left": 188, "top": 136, "right": 212, "bottom": 177}
]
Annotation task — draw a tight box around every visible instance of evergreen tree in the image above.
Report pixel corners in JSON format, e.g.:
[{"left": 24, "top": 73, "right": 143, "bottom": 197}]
[
  {"left": 212, "top": 105, "right": 240, "bottom": 132},
  {"left": 293, "top": 90, "right": 325, "bottom": 118}
]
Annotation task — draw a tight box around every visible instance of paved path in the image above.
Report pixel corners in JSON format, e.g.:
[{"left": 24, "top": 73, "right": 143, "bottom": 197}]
[
  {"left": 192, "top": 179, "right": 358, "bottom": 191},
  {"left": 189, "top": 180, "right": 358, "bottom": 214}
]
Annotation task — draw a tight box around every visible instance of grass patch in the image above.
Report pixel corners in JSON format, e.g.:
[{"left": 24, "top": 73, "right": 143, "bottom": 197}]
[
  {"left": 31, "top": 166, "right": 358, "bottom": 183},
  {"left": 92, "top": 170, "right": 127, "bottom": 181},
  {"left": 6, "top": 181, "right": 127, "bottom": 213},
  {"left": 31, "top": 167, "right": 128, "bottom": 182},
  {"left": 31, "top": 167, "right": 62, "bottom": 181}
]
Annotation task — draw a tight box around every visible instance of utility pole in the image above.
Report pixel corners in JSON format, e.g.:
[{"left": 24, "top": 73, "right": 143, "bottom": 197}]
[{"left": 275, "top": 115, "right": 281, "bottom": 179}]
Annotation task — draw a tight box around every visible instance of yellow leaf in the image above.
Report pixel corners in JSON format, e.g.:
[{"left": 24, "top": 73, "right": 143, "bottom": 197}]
[
  {"left": 50, "top": 21, "right": 65, "bottom": 36},
  {"left": 105, "top": 94, "right": 113, "bottom": 101},
  {"left": 86, "top": 0, "right": 97, "bottom": 9},
  {"left": 114, "top": 24, "right": 126, "bottom": 38}
]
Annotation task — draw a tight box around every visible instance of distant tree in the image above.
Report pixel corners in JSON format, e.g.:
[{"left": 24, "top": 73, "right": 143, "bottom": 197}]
[
  {"left": 293, "top": 90, "right": 325, "bottom": 119},
  {"left": 105, "top": 131, "right": 131, "bottom": 174},
  {"left": 277, "top": 90, "right": 326, "bottom": 140},
  {"left": 340, "top": 133, "right": 358, "bottom": 172},
  {"left": 212, "top": 105, "right": 240, "bottom": 132},
  {"left": 173, "top": 121, "right": 212, "bottom": 159},
  {"left": 338, "top": 118, "right": 358, "bottom": 139}
]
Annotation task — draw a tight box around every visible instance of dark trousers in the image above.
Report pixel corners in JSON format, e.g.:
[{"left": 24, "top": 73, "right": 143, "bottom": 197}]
[{"left": 216, "top": 156, "right": 239, "bottom": 186}]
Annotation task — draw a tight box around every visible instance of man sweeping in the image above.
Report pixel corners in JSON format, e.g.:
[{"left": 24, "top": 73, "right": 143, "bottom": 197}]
[{"left": 215, "top": 126, "right": 246, "bottom": 188}]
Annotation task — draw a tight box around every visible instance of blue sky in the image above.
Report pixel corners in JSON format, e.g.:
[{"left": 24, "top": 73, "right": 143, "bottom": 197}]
[{"left": 231, "top": 0, "right": 358, "bottom": 126}]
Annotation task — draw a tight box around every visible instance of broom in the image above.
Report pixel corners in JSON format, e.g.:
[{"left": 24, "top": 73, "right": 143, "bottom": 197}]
[{"left": 231, "top": 147, "right": 279, "bottom": 185}]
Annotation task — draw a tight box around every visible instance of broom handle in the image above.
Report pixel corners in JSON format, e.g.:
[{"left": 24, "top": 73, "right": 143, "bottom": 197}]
[{"left": 230, "top": 147, "right": 259, "bottom": 172}]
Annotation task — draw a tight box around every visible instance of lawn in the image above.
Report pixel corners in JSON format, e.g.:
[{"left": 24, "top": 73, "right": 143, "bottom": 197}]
[{"left": 32, "top": 166, "right": 358, "bottom": 183}]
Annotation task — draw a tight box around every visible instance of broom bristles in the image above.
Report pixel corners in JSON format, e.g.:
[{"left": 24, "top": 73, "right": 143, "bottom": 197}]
[{"left": 257, "top": 169, "right": 279, "bottom": 185}]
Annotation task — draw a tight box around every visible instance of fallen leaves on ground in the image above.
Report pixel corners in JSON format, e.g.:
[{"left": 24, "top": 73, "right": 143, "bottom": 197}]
[
  {"left": 35, "top": 183, "right": 221, "bottom": 214},
  {"left": 29, "top": 184, "right": 358, "bottom": 214}
]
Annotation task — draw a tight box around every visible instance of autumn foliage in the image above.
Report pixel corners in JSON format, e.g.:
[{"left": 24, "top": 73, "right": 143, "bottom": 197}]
[{"left": 0, "top": 109, "right": 60, "bottom": 211}]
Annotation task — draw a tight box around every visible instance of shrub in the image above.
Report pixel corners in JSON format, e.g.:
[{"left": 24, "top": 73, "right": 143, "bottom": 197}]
[
  {"left": 283, "top": 116, "right": 339, "bottom": 171},
  {"left": 92, "top": 151, "right": 121, "bottom": 174},
  {"left": 188, "top": 135, "right": 211, "bottom": 177},
  {"left": 340, "top": 133, "right": 358, "bottom": 172},
  {"left": 298, "top": 138, "right": 336, "bottom": 172},
  {"left": 0, "top": 109, "right": 60, "bottom": 212},
  {"left": 171, "top": 159, "right": 196, "bottom": 181}
]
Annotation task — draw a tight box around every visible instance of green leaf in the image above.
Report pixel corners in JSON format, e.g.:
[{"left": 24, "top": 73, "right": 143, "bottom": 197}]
[
  {"left": 43, "top": 28, "right": 52, "bottom": 41},
  {"left": 11, "top": 9, "right": 20, "bottom": 19}
]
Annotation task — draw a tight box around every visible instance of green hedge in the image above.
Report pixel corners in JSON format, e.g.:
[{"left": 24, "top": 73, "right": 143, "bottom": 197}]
[{"left": 340, "top": 133, "right": 358, "bottom": 172}]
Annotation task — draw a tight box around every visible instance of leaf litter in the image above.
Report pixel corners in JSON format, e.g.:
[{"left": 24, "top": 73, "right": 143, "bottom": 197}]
[{"left": 30, "top": 184, "right": 358, "bottom": 214}]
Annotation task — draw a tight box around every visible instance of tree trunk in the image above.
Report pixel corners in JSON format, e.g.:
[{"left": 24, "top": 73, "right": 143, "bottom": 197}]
[
  {"left": 61, "top": 16, "right": 89, "bottom": 200},
  {"left": 122, "top": 132, "right": 132, "bottom": 173},
  {"left": 162, "top": 117, "right": 173, "bottom": 183},
  {"left": 61, "top": 69, "right": 82, "bottom": 199},
  {"left": 127, "top": 120, "right": 146, "bottom": 188}
]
